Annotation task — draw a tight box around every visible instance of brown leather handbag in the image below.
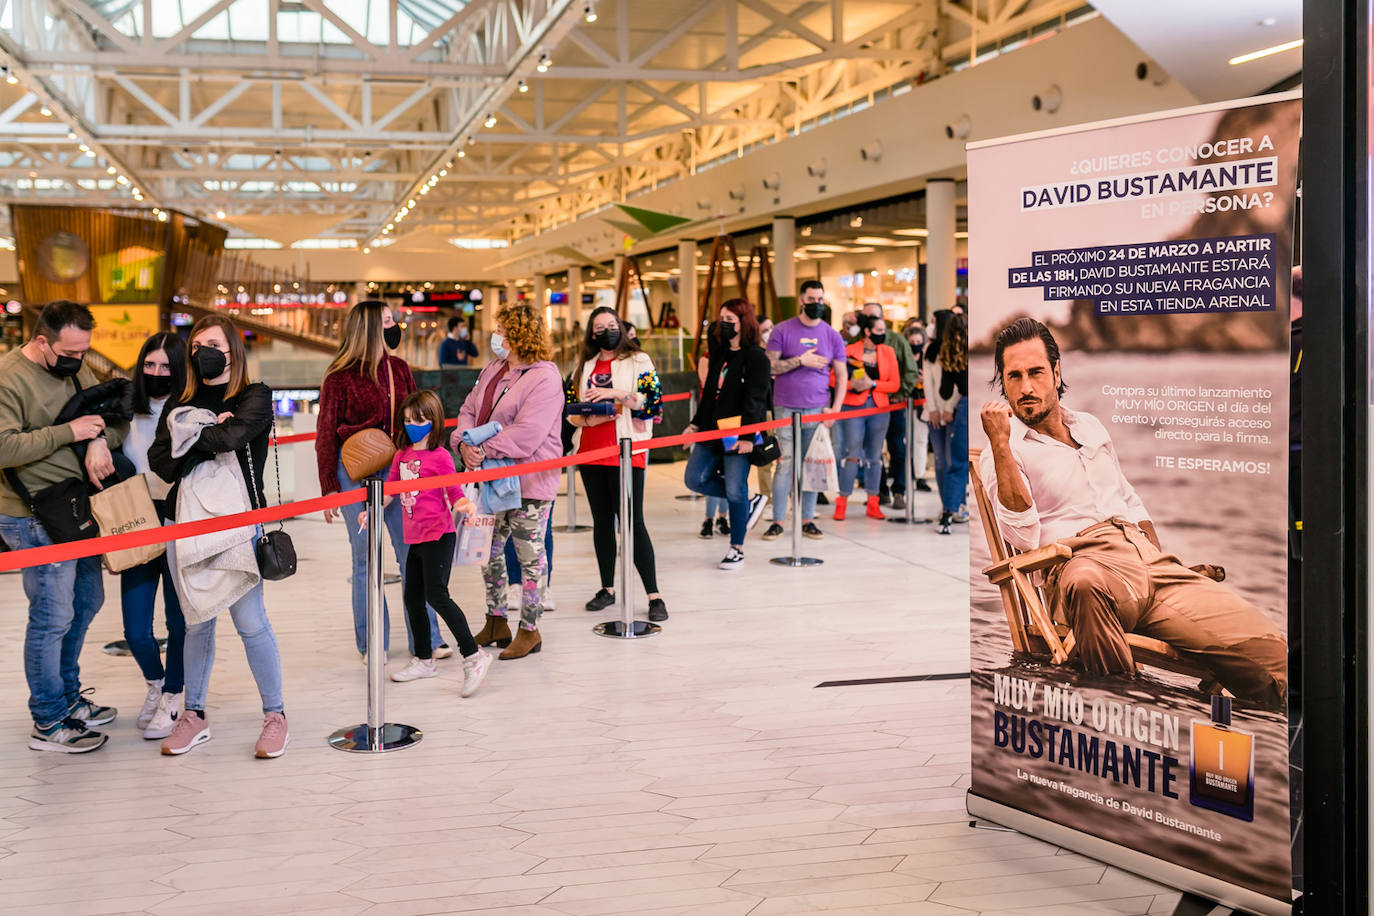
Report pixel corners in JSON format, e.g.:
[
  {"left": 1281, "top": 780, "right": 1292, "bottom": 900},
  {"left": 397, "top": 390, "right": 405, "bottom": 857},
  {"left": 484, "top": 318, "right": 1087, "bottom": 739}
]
[{"left": 340, "top": 363, "right": 397, "bottom": 480}]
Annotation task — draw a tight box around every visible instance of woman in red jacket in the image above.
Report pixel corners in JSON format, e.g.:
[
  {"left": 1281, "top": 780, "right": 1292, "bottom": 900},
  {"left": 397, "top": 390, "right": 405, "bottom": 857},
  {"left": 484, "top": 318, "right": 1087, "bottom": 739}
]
[
  {"left": 834, "top": 314, "right": 900, "bottom": 521},
  {"left": 316, "top": 300, "right": 442, "bottom": 661}
]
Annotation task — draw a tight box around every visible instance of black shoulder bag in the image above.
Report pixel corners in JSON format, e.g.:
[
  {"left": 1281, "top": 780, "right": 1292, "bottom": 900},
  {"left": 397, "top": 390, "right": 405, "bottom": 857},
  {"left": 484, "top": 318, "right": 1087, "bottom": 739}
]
[
  {"left": 2, "top": 374, "right": 102, "bottom": 543},
  {"left": 243, "top": 416, "right": 297, "bottom": 580}
]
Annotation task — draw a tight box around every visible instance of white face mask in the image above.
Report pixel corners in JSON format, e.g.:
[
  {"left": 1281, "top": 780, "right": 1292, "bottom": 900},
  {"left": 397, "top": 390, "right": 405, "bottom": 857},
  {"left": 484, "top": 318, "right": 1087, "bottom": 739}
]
[
  {"left": 844, "top": 323, "right": 858, "bottom": 338},
  {"left": 760, "top": 329, "right": 772, "bottom": 346},
  {"left": 490, "top": 332, "right": 510, "bottom": 360}
]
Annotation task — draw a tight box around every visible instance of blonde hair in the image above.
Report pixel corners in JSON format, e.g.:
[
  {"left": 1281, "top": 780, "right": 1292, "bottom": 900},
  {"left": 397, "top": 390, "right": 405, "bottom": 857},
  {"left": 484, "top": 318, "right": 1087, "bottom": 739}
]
[
  {"left": 497, "top": 303, "right": 553, "bottom": 363},
  {"left": 183, "top": 315, "right": 249, "bottom": 402},
  {"left": 325, "top": 300, "right": 387, "bottom": 382},
  {"left": 939, "top": 313, "right": 968, "bottom": 373}
]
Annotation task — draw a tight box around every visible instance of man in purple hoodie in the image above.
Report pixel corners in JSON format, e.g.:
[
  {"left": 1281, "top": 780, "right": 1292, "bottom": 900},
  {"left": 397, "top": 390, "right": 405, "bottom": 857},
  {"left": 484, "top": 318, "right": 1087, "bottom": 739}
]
[{"left": 451, "top": 304, "right": 564, "bottom": 659}]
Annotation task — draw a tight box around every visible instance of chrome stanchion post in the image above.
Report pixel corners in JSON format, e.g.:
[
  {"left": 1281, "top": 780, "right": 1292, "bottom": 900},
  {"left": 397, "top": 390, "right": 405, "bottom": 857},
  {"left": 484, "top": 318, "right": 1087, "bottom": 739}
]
[
  {"left": 676, "top": 389, "right": 704, "bottom": 501},
  {"left": 889, "top": 400, "right": 925, "bottom": 525},
  {"left": 771, "top": 412, "right": 822, "bottom": 567},
  {"left": 595, "top": 437, "right": 661, "bottom": 639},
  {"left": 329, "top": 478, "right": 422, "bottom": 753},
  {"left": 563, "top": 466, "right": 590, "bottom": 532}
]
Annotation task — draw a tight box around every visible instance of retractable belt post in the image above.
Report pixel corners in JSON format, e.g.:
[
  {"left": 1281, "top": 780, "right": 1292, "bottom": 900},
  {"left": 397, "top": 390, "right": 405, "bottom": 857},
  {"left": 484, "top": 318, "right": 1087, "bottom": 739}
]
[
  {"left": 562, "top": 466, "right": 591, "bottom": 532},
  {"left": 771, "top": 411, "right": 822, "bottom": 568},
  {"left": 888, "top": 399, "right": 924, "bottom": 526},
  {"left": 595, "top": 437, "right": 660, "bottom": 639},
  {"left": 329, "top": 477, "right": 422, "bottom": 753}
]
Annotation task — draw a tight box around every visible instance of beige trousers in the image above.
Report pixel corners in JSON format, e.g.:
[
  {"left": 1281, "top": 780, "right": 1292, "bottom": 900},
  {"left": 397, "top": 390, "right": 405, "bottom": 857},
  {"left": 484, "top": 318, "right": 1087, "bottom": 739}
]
[{"left": 1048, "top": 519, "right": 1287, "bottom": 706}]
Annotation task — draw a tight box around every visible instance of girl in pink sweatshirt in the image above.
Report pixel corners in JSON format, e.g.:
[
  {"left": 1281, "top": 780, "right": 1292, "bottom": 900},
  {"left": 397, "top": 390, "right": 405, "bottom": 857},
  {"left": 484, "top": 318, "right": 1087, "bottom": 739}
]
[{"left": 362, "top": 390, "right": 492, "bottom": 696}]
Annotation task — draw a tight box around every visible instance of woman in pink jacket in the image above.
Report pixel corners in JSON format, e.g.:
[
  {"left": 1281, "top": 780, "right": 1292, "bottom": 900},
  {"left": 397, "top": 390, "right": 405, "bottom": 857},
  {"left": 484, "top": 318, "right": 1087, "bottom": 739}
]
[{"left": 451, "top": 304, "right": 564, "bottom": 659}]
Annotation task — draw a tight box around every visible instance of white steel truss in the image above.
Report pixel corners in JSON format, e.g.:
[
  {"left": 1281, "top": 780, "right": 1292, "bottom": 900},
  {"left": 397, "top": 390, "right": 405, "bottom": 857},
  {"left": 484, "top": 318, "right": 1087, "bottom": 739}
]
[{"left": 0, "top": 0, "right": 1090, "bottom": 243}]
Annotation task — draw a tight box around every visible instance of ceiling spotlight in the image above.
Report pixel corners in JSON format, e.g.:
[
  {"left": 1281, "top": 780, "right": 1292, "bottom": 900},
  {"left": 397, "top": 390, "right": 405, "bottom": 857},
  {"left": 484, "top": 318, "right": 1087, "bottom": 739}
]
[
  {"left": 518, "top": 79, "right": 528, "bottom": 93},
  {"left": 39, "top": 106, "right": 51, "bottom": 117},
  {"left": 727, "top": 184, "right": 746, "bottom": 201},
  {"left": 386, "top": 223, "right": 394, "bottom": 230},
  {"left": 849, "top": 216, "right": 863, "bottom": 228},
  {"left": 859, "top": 140, "right": 883, "bottom": 162},
  {"left": 407, "top": 199, "right": 416, "bottom": 207},
  {"left": 216, "top": 210, "right": 226, "bottom": 219},
  {"left": 458, "top": 150, "right": 467, "bottom": 158},
  {"left": 1031, "top": 85, "right": 1063, "bottom": 113},
  {"left": 5, "top": 74, "right": 16, "bottom": 85},
  {"left": 157, "top": 211, "right": 168, "bottom": 222},
  {"left": 583, "top": 2, "right": 597, "bottom": 22},
  {"left": 762, "top": 172, "right": 782, "bottom": 190},
  {"left": 420, "top": 185, "right": 429, "bottom": 195},
  {"left": 466, "top": 135, "right": 476, "bottom": 145},
  {"left": 116, "top": 175, "right": 129, "bottom": 185},
  {"left": 944, "top": 114, "right": 972, "bottom": 140},
  {"left": 363, "top": 246, "right": 371, "bottom": 254},
  {"left": 66, "top": 131, "right": 76, "bottom": 140},
  {"left": 805, "top": 158, "right": 826, "bottom": 178},
  {"left": 106, "top": 165, "right": 117, "bottom": 175},
  {"left": 438, "top": 169, "right": 447, "bottom": 177},
  {"left": 484, "top": 113, "right": 497, "bottom": 128},
  {"left": 536, "top": 52, "right": 551, "bottom": 73},
  {"left": 78, "top": 144, "right": 90, "bottom": 153}
]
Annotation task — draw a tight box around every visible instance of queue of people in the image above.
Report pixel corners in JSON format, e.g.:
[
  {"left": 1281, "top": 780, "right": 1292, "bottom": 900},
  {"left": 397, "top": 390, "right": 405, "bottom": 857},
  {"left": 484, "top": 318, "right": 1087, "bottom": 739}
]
[{"left": 0, "top": 289, "right": 959, "bottom": 758}]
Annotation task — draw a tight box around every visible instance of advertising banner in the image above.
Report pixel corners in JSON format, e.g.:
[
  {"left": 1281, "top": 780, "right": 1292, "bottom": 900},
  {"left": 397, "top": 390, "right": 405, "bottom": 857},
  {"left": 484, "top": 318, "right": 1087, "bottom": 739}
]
[
  {"left": 965, "top": 93, "right": 1300, "bottom": 915},
  {"left": 90, "top": 304, "right": 161, "bottom": 370}
]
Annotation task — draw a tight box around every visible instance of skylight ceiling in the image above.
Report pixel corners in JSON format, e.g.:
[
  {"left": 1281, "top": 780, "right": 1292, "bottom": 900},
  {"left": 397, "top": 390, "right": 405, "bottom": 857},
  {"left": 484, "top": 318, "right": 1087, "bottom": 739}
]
[{"left": 85, "top": 0, "right": 471, "bottom": 48}]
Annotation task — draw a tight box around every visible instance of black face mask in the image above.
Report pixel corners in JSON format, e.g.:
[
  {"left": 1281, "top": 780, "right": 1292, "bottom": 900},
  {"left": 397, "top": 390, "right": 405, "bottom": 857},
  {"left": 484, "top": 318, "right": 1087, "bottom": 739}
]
[
  {"left": 44, "top": 348, "right": 84, "bottom": 379},
  {"left": 383, "top": 324, "right": 402, "bottom": 350},
  {"left": 720, "top": 322, "right": 739, "bottom": 340},
  {"left": 869, "top": 332, "right": 887, "bottom": 347},
  {"left": 193, "top": 347, "right": 227, "bottom": 381},
  {"left": 144, "top": 375, "right": 174, "bottom": 399},
  {"left": 593, "top": 328, "right": 621, "bottom": 351},
  {"left": 802, "top": 301, "right": 824, "bottom": 320}
]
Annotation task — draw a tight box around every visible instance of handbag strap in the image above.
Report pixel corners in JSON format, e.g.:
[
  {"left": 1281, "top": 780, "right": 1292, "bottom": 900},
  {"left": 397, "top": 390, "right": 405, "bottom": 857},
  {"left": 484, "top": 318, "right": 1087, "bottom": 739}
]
[
  {"left": 242, "top": 414, "right": 286, "bottom": 533},
  {"left": 386, "top": 360, "right": 396, "bottom": 436}
]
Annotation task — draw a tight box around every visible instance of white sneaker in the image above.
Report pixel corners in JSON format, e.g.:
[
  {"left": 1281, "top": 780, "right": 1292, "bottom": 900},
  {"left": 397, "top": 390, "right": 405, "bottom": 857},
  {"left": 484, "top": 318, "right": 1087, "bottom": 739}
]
[
  {"left": 433, "top": 644, "right": 454, "bottom": 660},
  {"left": 390, "top": 657, "right": 437, "bottom": 682},
  {"left": 460, "top": 649, "right": 492, "bottom": 698},
  {"left": 747, "top": 494, "right": 769, "bottom": 530},
  {"left": 136, "top": 679, "right": 164, "bottom": 730},
  {"left": 719, "top": 546, "right": 745, "bottom": 570},
  {"left": 544, "top": 583, "right": 556, "bottom": 612},
  {"left": 143, "top": 691, "right": 182, "bottom": 740}
]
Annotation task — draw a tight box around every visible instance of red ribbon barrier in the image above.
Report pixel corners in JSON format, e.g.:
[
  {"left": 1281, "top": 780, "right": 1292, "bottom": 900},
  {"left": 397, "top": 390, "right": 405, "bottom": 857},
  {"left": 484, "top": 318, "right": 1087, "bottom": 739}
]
[{"left": 0, "top": 400, "right": 910, "bottom": 572}]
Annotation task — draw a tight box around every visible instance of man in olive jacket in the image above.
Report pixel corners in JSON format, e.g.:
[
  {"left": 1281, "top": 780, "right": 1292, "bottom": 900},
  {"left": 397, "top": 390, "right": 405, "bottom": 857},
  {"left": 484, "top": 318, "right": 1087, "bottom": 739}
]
[{"left": 0, "top": 300, "right": 128, "bottom": 754}]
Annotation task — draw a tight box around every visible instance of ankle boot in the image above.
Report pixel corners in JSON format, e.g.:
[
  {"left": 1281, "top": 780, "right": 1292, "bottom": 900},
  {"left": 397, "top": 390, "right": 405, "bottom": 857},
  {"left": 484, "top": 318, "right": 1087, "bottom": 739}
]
[
  {"left": 832, "top": 494, "right": 848, "bottom": 521},
  {"left": 500, "top": 626, "right": 542, "bottom": 660},
  {"left": 865, "top": 495, "right": 885, "bottom": 519},
  {"left": 475, "top": 614, "right": 512, "bottom": 649}
]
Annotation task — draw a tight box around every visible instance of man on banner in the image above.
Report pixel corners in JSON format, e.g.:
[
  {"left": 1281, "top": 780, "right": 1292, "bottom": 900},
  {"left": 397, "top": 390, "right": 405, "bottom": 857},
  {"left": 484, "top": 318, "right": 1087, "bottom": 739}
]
[{"left": 978, "top": 317, "right": 1287, "bottom": 706}]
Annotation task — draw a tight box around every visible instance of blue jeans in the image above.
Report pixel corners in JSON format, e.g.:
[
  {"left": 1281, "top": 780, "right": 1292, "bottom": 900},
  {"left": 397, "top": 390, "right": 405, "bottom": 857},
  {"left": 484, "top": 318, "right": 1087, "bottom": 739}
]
[
  {"left": 705, "top": 495, "right": 727, "bottom": 519},
  {"left": 505, "top": 511, "right": 553, "bottom": 586},
  {"left": 838, "top": 399, "right": 891, "bottom": 496},
  {"left": 929, "top": 400, "right": 969, "bottom": 514},
  {"left": 771, "top": 404, "right": 821, "bottom": 523},
  {"left": 120, "top": 545, "right": 186, "bottom": 694},
  {"left": 166, "top": 529, "right": 283, "bottom": 713},
  {"left": 337, "top": 459, "right": 441, "bottom": 655},
  {"left": 0, "top": 514, "right": 104, "bottom": 727},
  {"left": 685, "top": 445, "right": 752, "bottom": 547}
]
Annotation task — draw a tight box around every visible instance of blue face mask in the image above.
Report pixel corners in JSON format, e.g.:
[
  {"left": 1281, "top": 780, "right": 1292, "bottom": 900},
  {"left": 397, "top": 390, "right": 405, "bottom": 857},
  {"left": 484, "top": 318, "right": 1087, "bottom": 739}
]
[{"left": 405, "top": 422, "right": 433, "bottom": 445}]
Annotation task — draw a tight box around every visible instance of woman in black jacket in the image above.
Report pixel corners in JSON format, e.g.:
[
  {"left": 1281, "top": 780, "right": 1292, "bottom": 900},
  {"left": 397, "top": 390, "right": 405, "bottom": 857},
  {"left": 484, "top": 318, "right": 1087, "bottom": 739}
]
[
  {"left": 147, "top": 315, "right": 288, "bottom": 760},
  {"left": 684, "top": 298, "right": 771, "bottom": 570}
]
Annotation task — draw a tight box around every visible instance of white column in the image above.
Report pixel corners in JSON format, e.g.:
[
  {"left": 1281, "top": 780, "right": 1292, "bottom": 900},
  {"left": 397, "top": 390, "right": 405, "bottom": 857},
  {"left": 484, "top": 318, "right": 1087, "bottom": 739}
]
[
  {"left": 926, "top": 178, "right": 957, "bottom": 316},
  {"left": 534, "top": 273, "right": 547, "bottom": 310},
  {"left": 771, "top": 217, "right": 796, "bottom": 311},
  {"left": 567, "top": 267, "right": 582, "bottom": 321},
  {"left": 504, "top": 281, "right": 518, "bottom": 306},
  {"left": 677, "top": 239, "right": 697, "bottom": 330}
]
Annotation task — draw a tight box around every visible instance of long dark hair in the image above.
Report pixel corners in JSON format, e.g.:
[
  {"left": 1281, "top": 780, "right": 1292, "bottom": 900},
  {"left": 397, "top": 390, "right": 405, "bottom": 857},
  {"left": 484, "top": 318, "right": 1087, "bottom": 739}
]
[
  {"left": 925, "top": 309, "right": 953, "bottom": 364},
  {"left": 131, "top": 332, "right": 187, "bottom": 415},
  {"left": 939, "top": 313, "right": 968, "bottom": 373},
  {"left": 580, "top": 306, "right": 642, "bottom": 362}
]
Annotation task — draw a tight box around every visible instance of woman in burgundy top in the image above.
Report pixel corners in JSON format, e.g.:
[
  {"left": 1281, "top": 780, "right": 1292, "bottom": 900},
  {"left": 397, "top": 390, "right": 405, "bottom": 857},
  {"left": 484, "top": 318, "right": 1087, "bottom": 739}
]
[{"left": 316, "top": 300, "right": 442, "bottom": 659}]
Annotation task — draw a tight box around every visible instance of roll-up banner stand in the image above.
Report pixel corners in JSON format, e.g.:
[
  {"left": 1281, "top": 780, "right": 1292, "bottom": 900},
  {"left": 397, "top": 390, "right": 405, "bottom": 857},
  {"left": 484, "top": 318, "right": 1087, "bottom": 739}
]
[{"left": 965, "top": 91, "right": 1301, "bottom": 916}]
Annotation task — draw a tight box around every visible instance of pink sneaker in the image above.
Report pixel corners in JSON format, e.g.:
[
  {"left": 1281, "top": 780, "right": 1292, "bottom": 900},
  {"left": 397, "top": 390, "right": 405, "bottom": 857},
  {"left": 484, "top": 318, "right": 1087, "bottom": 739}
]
[
  {"left": 161, "top": 712, "right": 211, "bottom": 756},
  {"left": 255, "top": 712, "right": 289, "bottom": 759}
]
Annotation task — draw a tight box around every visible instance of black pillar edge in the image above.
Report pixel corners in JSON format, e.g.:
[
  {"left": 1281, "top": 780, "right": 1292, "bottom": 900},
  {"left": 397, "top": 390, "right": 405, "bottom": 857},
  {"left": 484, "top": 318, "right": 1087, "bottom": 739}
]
[{"left": 1301, "top": 0, "right": 1369, "bottom": 913}]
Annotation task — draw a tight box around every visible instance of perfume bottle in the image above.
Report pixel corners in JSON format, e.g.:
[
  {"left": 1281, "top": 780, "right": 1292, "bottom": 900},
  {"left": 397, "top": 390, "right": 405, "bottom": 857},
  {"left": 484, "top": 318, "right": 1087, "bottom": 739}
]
[{"left": 1189, "top": 695, "right": 1255, "bottom": 821}]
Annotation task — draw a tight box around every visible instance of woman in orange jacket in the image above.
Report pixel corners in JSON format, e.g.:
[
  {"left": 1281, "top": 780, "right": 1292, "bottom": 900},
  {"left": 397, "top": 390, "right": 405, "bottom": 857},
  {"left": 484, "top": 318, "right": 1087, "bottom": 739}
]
[{"left": 834, "top": 314, "right": 900, "bottom": 520}]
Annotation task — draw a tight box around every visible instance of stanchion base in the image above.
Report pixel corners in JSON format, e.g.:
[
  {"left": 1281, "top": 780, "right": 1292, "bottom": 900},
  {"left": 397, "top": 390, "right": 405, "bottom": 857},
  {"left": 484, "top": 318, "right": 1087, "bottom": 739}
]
[
  {"left": 886, "top": 517, "right": 933, "bottom": 525},
  {"left": 770, "top": 556, "right": 824, "bottom": 567},
  {"left": 328, "top": 723, "right": 423, "bottom": 753},
  {"left": 593, "top": 620, "right": 662, "bottom": 639},
  {"left": 674, "top": 494, "right": 704, "bottom": 501},
  {"left": 561, "top": 524, "right": 592, "bottom": 533}
]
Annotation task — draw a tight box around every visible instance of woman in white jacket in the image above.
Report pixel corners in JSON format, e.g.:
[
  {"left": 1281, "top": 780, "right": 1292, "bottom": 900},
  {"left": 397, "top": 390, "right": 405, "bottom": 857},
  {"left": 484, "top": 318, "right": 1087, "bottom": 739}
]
[
  {"left": 565, "top": 307, "right": 667, "bottom": 621},
  {"left": 923, "top": 310, "right": 968, "bottom": 535}
]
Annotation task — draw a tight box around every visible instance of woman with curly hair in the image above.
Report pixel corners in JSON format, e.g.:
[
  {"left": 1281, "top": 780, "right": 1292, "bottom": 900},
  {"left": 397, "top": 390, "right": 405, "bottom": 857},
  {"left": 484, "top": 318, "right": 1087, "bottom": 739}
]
[
  {"left": 924, "top": 309, "right": 968, "bottom": 534},
  {"left": 567, "top": 307, "right": 667, "bottom": 621},
  {"left": 451, "top": 304, "right": 564, "bottom": 659}
]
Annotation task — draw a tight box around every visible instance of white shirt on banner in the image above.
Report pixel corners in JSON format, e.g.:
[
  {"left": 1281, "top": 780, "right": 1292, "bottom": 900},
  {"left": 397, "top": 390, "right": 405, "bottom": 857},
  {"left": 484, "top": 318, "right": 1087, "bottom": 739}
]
[{"left": 979, "top": 407, "right": 1150, "bottom": 550}]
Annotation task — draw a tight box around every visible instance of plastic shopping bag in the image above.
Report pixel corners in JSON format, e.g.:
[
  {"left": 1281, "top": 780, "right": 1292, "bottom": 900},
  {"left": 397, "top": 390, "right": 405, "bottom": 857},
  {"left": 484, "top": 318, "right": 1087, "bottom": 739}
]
[
  {"left": 801, "top": 423, "right": 838, "bottom": 493},
  {"left": 453, "top": 512, "right": 497, "bottom": 566}
]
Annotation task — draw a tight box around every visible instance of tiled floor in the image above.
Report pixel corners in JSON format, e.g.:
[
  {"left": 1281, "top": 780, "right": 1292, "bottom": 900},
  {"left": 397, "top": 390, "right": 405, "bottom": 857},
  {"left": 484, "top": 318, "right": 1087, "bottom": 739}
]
[{"left": 0, "top": 461, "right": 1183, "bottom": 915}]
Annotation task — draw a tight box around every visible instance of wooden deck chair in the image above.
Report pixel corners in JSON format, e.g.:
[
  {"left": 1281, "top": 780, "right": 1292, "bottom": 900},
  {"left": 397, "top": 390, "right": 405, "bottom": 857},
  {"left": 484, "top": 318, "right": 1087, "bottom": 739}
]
[{"left": 969, "top": 447, "right": 1212, "bottom": 683}]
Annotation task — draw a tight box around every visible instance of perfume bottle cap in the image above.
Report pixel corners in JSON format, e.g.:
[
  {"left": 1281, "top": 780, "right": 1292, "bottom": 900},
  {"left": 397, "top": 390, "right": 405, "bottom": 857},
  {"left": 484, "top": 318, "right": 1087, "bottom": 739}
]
[{"left": 1211, "top": 694, "right": 1232, "bottom": 726}]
